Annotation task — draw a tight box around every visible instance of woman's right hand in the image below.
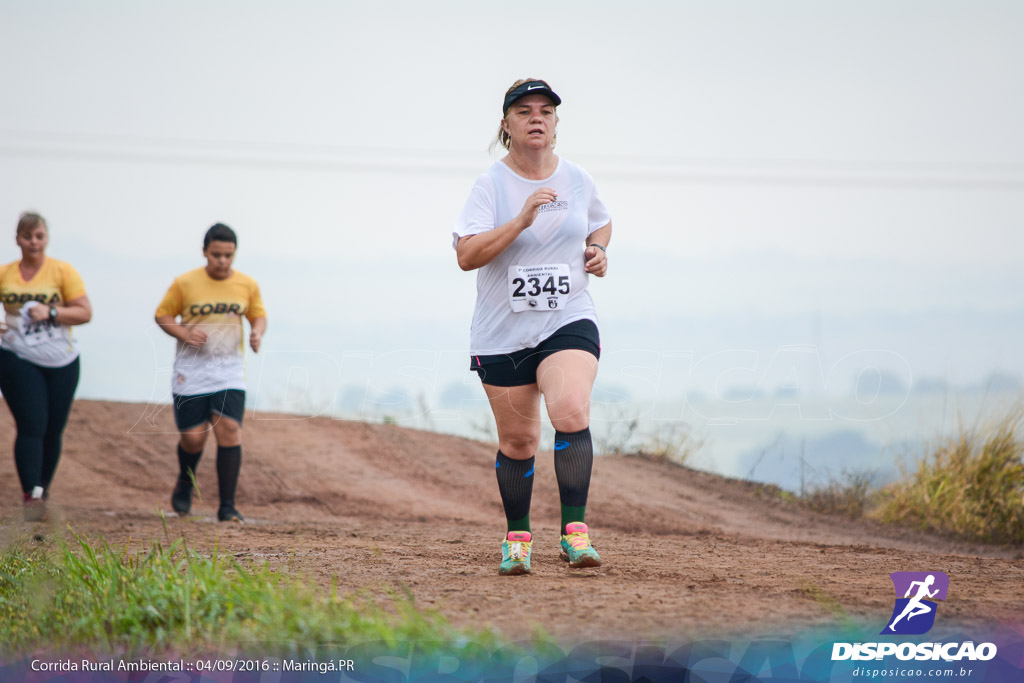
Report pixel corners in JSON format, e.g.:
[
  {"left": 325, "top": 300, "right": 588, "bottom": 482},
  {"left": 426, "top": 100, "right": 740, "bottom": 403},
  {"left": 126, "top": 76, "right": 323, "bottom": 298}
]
[
  {"left": 456, "top": 187, "right": 560, "bottom": 271},
  {"left": 516, "top": 187, "right": 558, "bottom": 230}
]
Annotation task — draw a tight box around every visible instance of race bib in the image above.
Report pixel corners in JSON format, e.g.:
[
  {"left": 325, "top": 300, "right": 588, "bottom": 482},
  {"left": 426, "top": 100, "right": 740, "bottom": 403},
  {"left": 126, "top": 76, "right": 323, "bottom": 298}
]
[
  {"left": 21, "top": 317, "right": 61, "bottom": 347},
  {"left": 17, "top": 302, "right": 62, "bottom": 347},
  {"left": 508, "top": 264, "right": 571, "bottom": 312}
]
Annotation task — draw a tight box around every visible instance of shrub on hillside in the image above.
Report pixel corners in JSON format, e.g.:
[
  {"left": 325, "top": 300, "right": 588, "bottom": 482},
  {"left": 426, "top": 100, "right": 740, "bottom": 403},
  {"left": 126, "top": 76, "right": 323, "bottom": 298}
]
[
  {"left": 597, "top": 416, "right": 703, "bottom": 466},
  {"left": 872, "top": 409, "right": 1024, "bottom": 544},
  {"left": 802, "top": 468, "right": 876, "bottom": 518}
]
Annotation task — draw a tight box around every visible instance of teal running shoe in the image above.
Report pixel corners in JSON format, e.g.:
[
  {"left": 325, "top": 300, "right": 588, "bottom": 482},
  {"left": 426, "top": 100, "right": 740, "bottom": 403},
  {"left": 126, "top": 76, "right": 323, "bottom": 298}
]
[
  {"left": 499, "top": 531, "right": 533, "bottom": 576},
  {"left": 560, "top": 522, "right": 601, "bottom": 568}
]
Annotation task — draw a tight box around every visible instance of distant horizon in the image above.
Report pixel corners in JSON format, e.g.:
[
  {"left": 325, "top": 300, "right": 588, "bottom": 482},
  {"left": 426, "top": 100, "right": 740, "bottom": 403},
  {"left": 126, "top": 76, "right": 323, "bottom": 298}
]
[{"left": 62, "top": 386, "right": 1022, "bottom": 496}]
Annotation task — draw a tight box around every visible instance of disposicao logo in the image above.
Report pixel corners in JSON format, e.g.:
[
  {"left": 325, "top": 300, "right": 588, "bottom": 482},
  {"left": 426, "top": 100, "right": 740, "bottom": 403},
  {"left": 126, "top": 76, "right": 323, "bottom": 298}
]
[
  {"left": 882, "top": 571, "right": 949, "bottom": 635},
  {"left": 831, "top": 571, "right": 998, "bottom": 663}
]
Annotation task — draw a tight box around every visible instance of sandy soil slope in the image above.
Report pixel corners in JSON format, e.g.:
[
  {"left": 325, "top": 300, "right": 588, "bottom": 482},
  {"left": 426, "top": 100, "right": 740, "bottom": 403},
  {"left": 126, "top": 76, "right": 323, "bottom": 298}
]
[{"left": 1, "top": 400, "right": 1021, "bottom": 643}]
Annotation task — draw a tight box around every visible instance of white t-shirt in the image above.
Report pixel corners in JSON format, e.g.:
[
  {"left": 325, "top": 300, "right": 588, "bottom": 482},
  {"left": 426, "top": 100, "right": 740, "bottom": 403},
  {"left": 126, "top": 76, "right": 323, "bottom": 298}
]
[{"left": 452, "top": 157, "right": 610, "bottom": 355}]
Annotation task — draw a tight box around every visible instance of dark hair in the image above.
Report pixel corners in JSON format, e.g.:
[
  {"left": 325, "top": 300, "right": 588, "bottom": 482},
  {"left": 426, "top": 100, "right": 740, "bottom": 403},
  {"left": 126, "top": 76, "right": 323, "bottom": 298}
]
[
  {"left": 203, "top": 223, "right": 237, "bottom": 249},
  {"left": 17, "top": 211, "right": 46, "bottom": 237}
]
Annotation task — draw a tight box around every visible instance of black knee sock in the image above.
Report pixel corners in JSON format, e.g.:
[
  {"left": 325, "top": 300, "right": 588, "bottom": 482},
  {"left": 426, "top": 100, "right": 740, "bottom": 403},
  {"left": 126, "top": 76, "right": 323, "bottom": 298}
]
[
  {"left": 495, "top": 450, "right": 534, "bottom": 533},
  {"left": 554, "top": 427, "right": 593, "bottom": 531},
  {"left": 177, "top": 443, "right": 202, "bottom": 480},
  {"left": 216, "top": 445, "right": 242, "bottom": 508}
]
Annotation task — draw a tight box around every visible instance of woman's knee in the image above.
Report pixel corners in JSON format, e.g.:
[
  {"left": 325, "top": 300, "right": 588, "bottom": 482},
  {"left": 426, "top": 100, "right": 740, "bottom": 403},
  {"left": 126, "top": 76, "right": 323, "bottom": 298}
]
[
  {"left": 549, "top": 411, "right": 590, "bottom": 434},
  {"left": 546, "top": 392, "right": 591, "bottom": 431},
  {"left": 10, "top": 408, "right": 48, "bottom": 438},
  {"left": 500, "top": 432, "right": 540, "bottom": 459}
]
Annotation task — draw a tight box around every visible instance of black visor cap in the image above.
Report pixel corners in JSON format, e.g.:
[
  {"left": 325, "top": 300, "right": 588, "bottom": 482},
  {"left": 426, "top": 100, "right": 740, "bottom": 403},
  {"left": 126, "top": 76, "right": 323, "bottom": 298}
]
[{"left": 502, "top": 81, "right": 561, "bottom": 114}]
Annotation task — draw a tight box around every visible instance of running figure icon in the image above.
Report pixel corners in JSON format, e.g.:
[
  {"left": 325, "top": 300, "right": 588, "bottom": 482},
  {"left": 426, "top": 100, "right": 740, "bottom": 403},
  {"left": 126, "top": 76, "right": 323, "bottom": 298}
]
[{"left": 888, "top": 574, "right": 939, "bottom": 631}]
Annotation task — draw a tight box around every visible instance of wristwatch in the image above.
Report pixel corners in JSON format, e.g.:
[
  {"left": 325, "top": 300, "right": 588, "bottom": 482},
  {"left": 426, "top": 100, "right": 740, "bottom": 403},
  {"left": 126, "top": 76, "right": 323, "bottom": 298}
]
[{"left": 48, "top": 306, "right": 58, "bottom": 322}]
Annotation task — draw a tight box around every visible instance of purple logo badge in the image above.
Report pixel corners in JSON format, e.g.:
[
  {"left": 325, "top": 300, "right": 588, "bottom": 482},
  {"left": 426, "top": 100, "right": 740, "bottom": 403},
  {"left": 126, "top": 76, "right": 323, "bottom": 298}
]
[{"left": 881, "top": 571, "right": 949, "bottom": 635}]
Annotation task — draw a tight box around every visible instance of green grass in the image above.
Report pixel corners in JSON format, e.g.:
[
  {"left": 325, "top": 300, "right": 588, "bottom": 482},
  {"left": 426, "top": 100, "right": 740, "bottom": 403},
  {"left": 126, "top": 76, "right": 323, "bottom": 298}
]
[
  {"left": 872, "top": 408, "right": 1024, "bottom": 544},
  {"left": 0, "top": 533, "right": 496, "bottom": 657},
  {"left": 797, "top": 579, "right": 859, "bottom": 634}
]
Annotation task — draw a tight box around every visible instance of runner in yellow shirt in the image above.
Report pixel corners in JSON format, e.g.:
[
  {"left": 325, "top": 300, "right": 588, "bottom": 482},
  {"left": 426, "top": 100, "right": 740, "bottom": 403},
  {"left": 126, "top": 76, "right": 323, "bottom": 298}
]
[
  {"left": 155, "top": 223, "right": 266, "bottom": 523},
  {"left": 0, "top": 212, "right": 93, "bottom": 521}
]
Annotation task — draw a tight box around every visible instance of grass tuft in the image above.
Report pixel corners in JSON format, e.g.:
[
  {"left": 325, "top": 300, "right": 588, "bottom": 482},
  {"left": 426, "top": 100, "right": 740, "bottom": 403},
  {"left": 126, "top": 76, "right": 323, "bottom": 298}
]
[
  {"left": 872, "top": 408, "right": 1024, "bottom": 544},
  {"left": 798, "top": 579, "right": 859, "bottom": 633},
  {"left": 598, "top": 415, "right": 703, "bottom": 466},
  {"left": 0, "top": 533, "right": 492, "bottom": 657},
  {"left": 801, "top": 468, "right": 876, "bottom": 518}
]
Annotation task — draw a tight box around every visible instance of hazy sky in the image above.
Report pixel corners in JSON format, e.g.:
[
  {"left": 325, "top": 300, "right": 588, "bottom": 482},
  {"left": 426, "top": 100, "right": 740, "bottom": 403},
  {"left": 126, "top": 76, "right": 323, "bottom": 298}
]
[{"left": 2, "top": 1, "right": 1022, "bottom": 411}]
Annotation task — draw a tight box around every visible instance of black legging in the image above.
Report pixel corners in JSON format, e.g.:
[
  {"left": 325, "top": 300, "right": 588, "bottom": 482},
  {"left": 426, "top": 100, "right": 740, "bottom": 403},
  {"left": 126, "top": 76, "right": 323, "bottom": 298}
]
[{"left": 0, "top": 348, "right": 80, "bottom": 496}]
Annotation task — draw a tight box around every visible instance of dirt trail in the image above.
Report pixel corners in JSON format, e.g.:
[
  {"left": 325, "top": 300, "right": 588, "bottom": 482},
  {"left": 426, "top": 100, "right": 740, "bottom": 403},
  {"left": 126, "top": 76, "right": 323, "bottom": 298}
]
[{"left": 2, "top": 400, "right": 1021, "bottom": 642}]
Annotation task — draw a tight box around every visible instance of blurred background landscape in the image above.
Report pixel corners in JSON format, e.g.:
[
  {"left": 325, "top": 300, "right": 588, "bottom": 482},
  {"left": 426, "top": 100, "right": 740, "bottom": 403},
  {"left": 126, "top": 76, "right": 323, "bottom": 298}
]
[{"left": 2, "top": 1, "right": 1021, "bottom": 493}]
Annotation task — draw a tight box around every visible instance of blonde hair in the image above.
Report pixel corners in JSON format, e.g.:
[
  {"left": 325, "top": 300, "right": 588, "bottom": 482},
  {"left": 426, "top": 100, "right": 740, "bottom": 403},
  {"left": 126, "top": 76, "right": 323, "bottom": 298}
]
[
  {"left": 491, "top": 77, "right": 558, "bottom": 154},
  {"left": 16, "top": 211, "right": 46, "bottom": 237}
]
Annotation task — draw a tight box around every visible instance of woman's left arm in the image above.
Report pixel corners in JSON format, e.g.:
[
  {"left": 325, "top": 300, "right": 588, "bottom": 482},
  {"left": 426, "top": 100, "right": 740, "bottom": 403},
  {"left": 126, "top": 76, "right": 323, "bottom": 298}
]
[
  {"left": 28, "top": 295, "right": 92, "bottom": 325},
  {"left": 584, "top": 222, "right": 612, "bottom": 277}
]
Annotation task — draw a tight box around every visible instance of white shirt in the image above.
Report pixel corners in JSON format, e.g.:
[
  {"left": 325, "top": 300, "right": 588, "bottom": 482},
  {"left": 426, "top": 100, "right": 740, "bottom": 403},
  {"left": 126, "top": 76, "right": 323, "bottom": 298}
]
[
  {"left": 3, "top": 301, "right": 78, "bottom": 368},
  {"left": 453, "top": 157, "right": 610, "bottom": 355}
]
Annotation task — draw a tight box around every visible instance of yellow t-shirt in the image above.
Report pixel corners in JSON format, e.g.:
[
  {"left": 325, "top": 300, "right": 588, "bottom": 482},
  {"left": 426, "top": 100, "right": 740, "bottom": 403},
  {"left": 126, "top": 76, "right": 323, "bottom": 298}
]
[
  {"left": 0, "top": 258, "right": 87, "bottom": 367},
  {"left": 156, "top": 267, "right": 266, "bottom": 395}
]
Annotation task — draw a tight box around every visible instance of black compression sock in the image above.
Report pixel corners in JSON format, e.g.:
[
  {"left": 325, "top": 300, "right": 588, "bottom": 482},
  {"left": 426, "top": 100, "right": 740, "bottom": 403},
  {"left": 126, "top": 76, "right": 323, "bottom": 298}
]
[
  {"left": 495, "top": 450, "right": 534, "bottom": 533},
  {"left": 554, "top": 427, "right": 593, "bottom": 530},
  {"left": 216, "top": 445, "right": 242, "bottom": 508},
  {"left": 177, "top": 443, "right": 202, "bottom": 478}
]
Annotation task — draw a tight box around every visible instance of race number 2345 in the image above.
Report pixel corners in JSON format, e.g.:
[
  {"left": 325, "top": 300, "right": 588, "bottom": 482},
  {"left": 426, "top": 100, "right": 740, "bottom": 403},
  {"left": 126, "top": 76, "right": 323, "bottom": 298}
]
[{"left": 508, "top": 263, "right": 571, "bottom": 312}]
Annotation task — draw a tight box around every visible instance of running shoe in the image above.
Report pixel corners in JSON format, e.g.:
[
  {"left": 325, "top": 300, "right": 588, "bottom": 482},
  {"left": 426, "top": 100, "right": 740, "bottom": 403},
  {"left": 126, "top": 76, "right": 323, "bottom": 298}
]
[
  {"left": 560, "top": 522, "right": 601, "bottom": 568},
  {"left": 217, "top": 505, "right": 245, "bottom": 523},
  {"left": 23, "top": 486, "right": 47, "bottom": 523},
  {"left": 171, "top": 473, "right": 193, "bottom": 515},
  {"left": 499, "top": 530, "right": 533, "bottom": 575}
]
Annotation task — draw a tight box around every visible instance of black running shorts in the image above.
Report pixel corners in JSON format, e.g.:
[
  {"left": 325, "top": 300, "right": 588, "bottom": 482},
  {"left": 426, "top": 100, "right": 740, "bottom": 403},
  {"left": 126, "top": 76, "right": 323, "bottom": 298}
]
[
  {"left": 173, "top": 389, "right": 246, "bottom": 430},
  {"left": 469, "top": 319, "right": 600, "bottom": 387}
]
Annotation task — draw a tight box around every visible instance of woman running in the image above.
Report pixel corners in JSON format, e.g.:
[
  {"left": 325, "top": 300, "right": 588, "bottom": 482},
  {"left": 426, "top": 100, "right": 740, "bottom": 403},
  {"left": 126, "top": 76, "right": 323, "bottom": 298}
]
[
  {"left": 155, "top": 223, "right": 266, "bottom": 523},
  {"left": 0, "top": 212, "right": 92, "bottom": 521},
  {"left": 453, "top": 79, "right": 612, "bottom": 575}
]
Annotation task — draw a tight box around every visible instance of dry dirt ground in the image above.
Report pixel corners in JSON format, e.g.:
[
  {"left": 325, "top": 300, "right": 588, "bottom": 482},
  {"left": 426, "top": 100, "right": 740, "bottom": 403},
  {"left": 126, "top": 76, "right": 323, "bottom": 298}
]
[{"left": 2, "top": 400, "right": 1022, "bottom": 644}]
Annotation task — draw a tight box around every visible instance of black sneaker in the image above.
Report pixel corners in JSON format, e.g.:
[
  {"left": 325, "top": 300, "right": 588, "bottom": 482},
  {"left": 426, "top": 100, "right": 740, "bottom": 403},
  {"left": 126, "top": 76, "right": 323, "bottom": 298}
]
[
  {"left": 217, "top": 505, "right": 244, "bottom": 523},
  {"left": 171, "top": 474, "right": 193, "bottom": 515}
]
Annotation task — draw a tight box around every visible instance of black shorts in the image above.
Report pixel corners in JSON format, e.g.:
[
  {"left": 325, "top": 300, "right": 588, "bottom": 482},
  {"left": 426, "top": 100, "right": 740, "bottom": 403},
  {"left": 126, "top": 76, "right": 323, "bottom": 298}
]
[
  {"left": 470, "top": 319, "right": 600, "bottom": 387},
  {"left": 173, "top": 389, "right": 246, "bottom": 431}
]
